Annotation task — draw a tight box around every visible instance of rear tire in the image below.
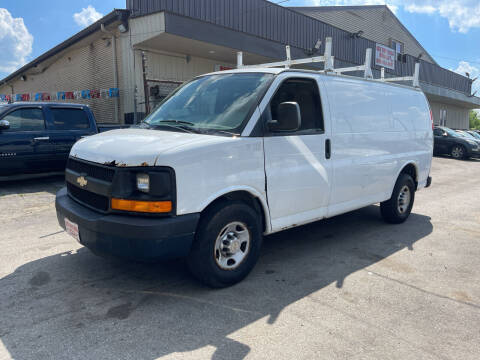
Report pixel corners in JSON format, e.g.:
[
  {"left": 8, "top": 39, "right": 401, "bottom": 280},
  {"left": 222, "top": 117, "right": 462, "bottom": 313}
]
[
  {"left": 381, "top": 173, "right": 415, "bottom": 224},
  {"left": 187, "top": 201, "right": 263, "bottom": 288},
  {"left": 451, "top": 145, "right": 466, "bottom": 159}
]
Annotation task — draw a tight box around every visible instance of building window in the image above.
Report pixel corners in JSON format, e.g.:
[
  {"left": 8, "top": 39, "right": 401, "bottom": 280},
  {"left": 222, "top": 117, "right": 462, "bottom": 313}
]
[
  {"left": 391, "top": 39, "right": 404, "bottom": 55},
  {"left": 440, "top": 109, "right": 447, "bottom": 126}
]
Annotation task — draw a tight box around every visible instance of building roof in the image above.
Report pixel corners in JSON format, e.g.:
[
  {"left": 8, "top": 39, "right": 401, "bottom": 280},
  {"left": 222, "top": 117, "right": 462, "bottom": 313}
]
[
  {"left": 126, "top": 0, "right": 472, "bottom": 95},
  {"left": 289, "top": 5, "right": 438, "bottom": 65},
  {"left": 0, "top": 9, "right": 130, "bottom": 86},
  {"left": 290, "top": 5, "right": 387, "bottom": 12}
]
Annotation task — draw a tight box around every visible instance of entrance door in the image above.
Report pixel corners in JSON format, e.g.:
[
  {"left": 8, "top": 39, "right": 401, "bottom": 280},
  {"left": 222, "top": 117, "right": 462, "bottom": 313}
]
[{"left": 262, "top": 75, "right": 332, "bottom": 231}]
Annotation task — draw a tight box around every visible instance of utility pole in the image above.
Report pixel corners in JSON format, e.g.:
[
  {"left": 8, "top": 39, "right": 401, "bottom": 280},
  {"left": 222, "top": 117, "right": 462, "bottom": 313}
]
[{"left": 141, "top": 51, "right": 150, "bottom": 116}]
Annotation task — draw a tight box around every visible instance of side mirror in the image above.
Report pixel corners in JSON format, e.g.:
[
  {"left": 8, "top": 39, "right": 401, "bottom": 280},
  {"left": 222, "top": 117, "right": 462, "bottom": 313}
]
[
  {"left": 0, "top": 120, "right": 9, "bottom": 130},
  {"left": 268, "top": 102, "right": 301, "bottom": 132},
  {"left": 442, "top": 132, "right": 448, "bottom": 137}
]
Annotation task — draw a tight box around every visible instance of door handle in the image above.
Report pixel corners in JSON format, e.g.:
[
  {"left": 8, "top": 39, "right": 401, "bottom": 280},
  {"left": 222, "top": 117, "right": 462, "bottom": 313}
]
[
  {"left": 33, "top": 136, "right": 50, "bottom": 141},
  {"left": 325, "top": 139, "right": 331, "bottom": 159}
]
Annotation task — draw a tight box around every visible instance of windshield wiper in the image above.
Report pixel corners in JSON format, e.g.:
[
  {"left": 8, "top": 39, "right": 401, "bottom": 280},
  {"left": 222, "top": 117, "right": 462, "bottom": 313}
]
[
  {"left": 155, "top": 119, "right": 203, "bottom": 134},
  {"left": 204, "top": 129, "right": 240, "bottom": 137},
  {"left": 149, "top": 124, "right": 199, "bottom": 134},
  {"left": 158, "top": 120, "right": 196, "bottom": 126}
]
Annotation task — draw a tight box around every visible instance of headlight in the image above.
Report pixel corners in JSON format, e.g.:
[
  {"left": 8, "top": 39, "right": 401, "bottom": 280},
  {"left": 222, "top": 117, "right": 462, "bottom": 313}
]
[
  {"left": 111, "top": 168, "right": 175, "bottom": 215},
  {"left": 136, "top": 173, "right": 150, "bottom": 193}
]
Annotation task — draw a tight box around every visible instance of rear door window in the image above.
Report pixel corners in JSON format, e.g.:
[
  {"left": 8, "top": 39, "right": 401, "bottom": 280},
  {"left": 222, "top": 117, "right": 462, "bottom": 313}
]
[
  {"left": 50, "top": 108, "right": 90, "bottom": 130},
  {"left": 2, "top": 108, "right": 45, "bottom": 132}
]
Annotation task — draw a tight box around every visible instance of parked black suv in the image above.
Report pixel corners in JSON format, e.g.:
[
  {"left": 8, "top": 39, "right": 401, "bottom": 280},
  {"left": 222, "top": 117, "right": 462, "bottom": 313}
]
[
  {"left": 433, "top": 126, "right": 480, "bottom": 159},
  {"left": 0, "top": 103, "right": 100, "bottom": 178}
]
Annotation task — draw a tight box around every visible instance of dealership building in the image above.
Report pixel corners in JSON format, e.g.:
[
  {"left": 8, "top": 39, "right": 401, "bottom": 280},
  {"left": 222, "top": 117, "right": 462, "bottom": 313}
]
[{"left": 0, "top": 0, "right": 479, "bottom": 128}]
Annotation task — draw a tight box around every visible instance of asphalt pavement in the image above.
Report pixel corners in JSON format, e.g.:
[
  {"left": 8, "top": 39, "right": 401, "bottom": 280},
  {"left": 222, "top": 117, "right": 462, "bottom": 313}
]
[{"left": 0, "top": 156, "right": 479, "bottom": 359}]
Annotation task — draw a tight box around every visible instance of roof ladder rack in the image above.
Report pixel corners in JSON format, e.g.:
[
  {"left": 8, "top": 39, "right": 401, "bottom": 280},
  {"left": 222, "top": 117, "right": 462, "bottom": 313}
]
[
  {"left": 237, "top": 37, "right": 335, "bottom": 71},
  {"left": 379, "top": 62, "right": 421, "bottom": 87},
  {"left": 236, "top": 36, "right": 421, "bottom": 88},
  {"left": 333, "top": 48, "right": 373, "bottom": 79}
]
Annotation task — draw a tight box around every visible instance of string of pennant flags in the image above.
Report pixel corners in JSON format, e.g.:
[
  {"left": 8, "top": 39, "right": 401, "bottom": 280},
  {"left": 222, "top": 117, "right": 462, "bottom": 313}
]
[{"left": 0, "top": 88, "right": 120, "bottom": 103}]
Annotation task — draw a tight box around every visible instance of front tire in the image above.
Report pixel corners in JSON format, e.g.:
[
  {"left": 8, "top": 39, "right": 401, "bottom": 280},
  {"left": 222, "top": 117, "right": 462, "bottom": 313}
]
[
  {"left": 187, "top": 201, "right": 263, "bottom": 288},
  {"left": 381, "top": 173, "right": 415, "bottom": 224}
]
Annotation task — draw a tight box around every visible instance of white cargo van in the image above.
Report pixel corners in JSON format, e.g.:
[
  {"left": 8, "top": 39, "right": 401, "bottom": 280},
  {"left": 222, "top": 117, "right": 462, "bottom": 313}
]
[{"left": 56, "top": 67, "right": 433, "bottom": 287}]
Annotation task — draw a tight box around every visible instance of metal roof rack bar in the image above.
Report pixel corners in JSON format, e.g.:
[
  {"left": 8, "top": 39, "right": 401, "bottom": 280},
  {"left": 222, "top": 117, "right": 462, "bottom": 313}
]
[
  {"left": 236, "top": 36, "right": 420, "bottom": 88},
  {"left": 333, "top": 48, "right": 373, "bottom": 79},
  {"left": 379, "top": 62, "right": 421, "bottom": 87},
  {"left": 237, "top": 37, "right": 335, "bottom": 70}
]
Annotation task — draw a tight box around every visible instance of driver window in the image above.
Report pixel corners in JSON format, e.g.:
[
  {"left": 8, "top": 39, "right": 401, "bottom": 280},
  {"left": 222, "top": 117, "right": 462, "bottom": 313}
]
[
  {"left": 268, "top": 78, "right": 324, "bottom": 133},
  {"left": 433, "top": 128, "right": 444, "bottom": 136},
  {"left": 2, "top": 108, "right": 45, "bottom": 132}
]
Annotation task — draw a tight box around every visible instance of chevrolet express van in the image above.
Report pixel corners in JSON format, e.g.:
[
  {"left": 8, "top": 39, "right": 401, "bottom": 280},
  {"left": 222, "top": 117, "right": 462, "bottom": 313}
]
[{"left": 56, "top": 68, "right": 433, "bottom": 287}]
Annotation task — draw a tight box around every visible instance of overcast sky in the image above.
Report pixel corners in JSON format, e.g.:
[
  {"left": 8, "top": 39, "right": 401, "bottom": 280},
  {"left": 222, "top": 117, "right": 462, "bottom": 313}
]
[{"left": 1, "top": 0, "right": 479, "bottom": 94}]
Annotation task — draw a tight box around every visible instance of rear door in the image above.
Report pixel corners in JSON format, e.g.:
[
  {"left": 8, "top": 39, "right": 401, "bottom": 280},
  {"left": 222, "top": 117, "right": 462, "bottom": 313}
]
[
  {"left": 0, "top": 106, "right": 50, "bottom": 176},
  {"left": 45, "top": 106, "right": 95, "bottom": 171},
  {"left": 262, "top": 74, "right": 332, "bottom": 231}
]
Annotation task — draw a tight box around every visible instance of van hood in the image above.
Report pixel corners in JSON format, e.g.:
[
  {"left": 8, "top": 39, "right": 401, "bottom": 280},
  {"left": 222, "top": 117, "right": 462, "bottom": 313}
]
[{"left": 70, "top": 128, "right": 226, "bottom": 167}]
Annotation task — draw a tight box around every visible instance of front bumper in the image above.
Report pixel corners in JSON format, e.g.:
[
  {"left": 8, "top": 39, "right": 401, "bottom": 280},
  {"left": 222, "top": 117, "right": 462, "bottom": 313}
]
[
  {"left": 55, "top": 187, "right": 200, "bottom": 261},
  {"left": 467, "top": 148, "right": 480, "bottom": 158}
]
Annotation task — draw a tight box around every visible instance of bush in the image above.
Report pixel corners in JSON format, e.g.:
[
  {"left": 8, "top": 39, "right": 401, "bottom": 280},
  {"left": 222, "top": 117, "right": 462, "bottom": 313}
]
[{"left": 470, "top": 111, "right": 480, "bottom": 130}]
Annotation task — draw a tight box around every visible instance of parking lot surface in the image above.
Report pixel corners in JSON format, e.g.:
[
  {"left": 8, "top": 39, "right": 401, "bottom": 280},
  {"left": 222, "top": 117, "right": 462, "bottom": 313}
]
[{"left": 0, "top": 156, "right": 479, "bottom": 360}]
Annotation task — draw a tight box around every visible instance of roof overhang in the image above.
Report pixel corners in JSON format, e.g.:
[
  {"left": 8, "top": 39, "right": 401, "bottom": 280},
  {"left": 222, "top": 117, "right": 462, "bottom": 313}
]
[
  {"left": 131, "top": 12, "right": 320, "bottom": 67},
  {"left": 421, "top": 82, "right": 480, "bottom": 109}
]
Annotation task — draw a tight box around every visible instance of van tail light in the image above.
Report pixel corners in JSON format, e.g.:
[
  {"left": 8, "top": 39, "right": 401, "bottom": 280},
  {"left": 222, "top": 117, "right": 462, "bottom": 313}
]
[{"left": 430, "top": 109, "right": 434, "bottom": 130}]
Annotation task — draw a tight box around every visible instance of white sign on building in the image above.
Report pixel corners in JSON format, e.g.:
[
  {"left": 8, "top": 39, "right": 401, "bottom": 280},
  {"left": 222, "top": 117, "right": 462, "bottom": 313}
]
[{"left": 375, "top": 43, "right": 395, "bottom": 70}]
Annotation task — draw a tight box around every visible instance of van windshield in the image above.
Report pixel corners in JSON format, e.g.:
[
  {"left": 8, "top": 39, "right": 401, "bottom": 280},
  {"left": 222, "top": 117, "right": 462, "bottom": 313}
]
[{"left": 142, "top": 73, "right": 273, "bottom": 135}]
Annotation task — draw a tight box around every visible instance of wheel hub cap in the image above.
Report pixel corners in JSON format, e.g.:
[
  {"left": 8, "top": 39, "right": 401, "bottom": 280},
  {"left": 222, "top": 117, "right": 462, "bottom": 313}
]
[
  {"left": 452, "top": 147, "right": 463, "bottom": 158},
  {"left": 397, "top": 185, "right": 411, "bottom": 214},
  {"left": 214, "top": 222, "right": 250, "bottom": 270},
  {"left": 222, "top": 234, "right": 241, "bottom": 254}
]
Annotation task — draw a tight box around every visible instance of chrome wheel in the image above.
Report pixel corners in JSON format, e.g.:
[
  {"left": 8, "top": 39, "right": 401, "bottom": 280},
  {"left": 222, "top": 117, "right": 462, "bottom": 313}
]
[
  {"left": 451, "top": 146, "right": 464, "bottom": 159},
  {"left": 214, "top": 222, "right": 250, "bottom": 270},
  {"left": 397, "top": 185, "right": 411, "bottom": 214}
]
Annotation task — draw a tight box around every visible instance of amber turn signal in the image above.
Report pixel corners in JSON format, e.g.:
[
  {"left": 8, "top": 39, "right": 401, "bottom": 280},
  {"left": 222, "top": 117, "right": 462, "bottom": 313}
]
[{"left": 111, "top": 198, "right": 172, "bottom": 213}]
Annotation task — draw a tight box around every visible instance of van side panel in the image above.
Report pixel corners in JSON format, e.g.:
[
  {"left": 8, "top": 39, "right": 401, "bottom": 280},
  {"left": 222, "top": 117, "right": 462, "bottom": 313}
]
[
  {"left": 323, "top": 76, "right": 432, "bottom": 217},
  {"left": 387, "top": 87, "right": 433, "bottom": 190}
]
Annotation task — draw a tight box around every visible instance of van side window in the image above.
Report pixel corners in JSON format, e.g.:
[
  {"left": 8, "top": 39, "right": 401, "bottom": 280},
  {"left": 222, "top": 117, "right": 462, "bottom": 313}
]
[
  {"left": 269, "top": 78, "right": 324, "bottom": 133},
  {"left": 2, "top": 108, "right": 45, "bottom": 132},
  {"left": 50, "top": 108, "right": 90, "bottom": 130}
]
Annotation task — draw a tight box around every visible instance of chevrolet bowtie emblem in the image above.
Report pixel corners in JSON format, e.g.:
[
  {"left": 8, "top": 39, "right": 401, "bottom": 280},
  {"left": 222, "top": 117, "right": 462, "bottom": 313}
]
[{"left": 77, "top": 176, "right": 88, "bottom": 187}]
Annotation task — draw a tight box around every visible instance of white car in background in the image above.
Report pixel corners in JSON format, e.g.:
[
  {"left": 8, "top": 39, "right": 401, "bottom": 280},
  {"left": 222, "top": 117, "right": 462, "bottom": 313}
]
[{"left": 56, "top": 68, "right": 433, "bottom": 287}]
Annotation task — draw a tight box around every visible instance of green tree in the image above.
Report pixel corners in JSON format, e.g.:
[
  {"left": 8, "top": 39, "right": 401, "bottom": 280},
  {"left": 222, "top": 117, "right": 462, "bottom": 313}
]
[{"left": 470, "top": 110, "right": 480, "bottom": 130}]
